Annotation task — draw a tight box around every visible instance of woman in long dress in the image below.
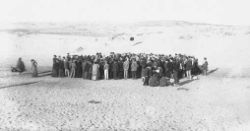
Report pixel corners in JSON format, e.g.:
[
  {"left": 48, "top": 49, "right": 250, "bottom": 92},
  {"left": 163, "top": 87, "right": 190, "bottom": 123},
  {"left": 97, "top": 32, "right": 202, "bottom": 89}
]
[
  {"left": 31, "top": 59, "right": 38, "bottom": 77},
  {"left": 52, "top": 55, "right": 59, "bottom": 77},
  {"left": 92, "top": 62, "right": 100, "bottom": 80}
]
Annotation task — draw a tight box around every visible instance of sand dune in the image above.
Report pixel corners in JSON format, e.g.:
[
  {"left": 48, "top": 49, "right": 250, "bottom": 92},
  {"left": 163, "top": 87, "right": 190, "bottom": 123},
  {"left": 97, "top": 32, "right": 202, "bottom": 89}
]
[{"left": 1, "top": 21, "right": 250, "bottom": 69}]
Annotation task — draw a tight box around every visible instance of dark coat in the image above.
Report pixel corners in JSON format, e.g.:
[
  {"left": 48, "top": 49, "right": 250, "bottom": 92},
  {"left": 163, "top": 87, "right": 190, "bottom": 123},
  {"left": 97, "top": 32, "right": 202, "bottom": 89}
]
[
  {"left": 173, "top": 61, "right": 180, "bottom": 72},
  {"left": 142, "top": 67, "right": 152, "bottom": 77},
  {"left": 164, "top": 61, "right": 173, "bottom": 78},
  {"left": 140, "top": 59, "right": 147, "bottom": 69},
  {"left": 149, "top": 74, "right": 160, "bottom": 87},
  {"left": 186, "top": 60, "right": 193, "bottom": 70},
  {"left": 112, "top": 61, "right": 119, "bottom": 72},
  {"left": 112, "top": 61, "right": 119, "bottom": 79},
  {"left": 52, "top": 58, "right": 59, "bottom": 77}
]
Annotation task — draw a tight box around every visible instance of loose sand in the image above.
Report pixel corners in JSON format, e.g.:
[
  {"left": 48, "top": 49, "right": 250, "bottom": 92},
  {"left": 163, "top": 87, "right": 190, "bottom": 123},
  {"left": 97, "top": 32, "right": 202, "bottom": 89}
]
[{"left": 0, "top": 68, "right": 250, "bottom": 130}]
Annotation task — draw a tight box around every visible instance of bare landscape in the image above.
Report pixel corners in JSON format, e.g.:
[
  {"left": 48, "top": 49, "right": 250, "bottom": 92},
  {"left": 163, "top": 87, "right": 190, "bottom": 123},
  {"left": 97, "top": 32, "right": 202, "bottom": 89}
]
[{"left": 1, "top": 21, "right": 250, "bottom": 130}]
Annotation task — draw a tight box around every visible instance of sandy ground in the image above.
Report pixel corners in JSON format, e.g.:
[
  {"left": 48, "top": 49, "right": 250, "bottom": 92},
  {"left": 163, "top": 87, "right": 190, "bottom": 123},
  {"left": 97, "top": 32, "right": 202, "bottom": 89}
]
[{"left": 0, "top": 68, "right": 250, "bottom": 130}]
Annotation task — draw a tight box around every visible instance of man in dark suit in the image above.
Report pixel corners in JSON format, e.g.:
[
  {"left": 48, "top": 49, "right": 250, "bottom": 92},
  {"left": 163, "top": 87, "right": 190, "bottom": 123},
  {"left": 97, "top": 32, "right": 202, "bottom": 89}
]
[
  {"left": 173, "top": 59, "right": 180, "bottom": 86},
  {"left": 112, "top": 60, "right": 119, "bottom": 79},
  {"left": 52, "top": 55, "right": 59, "bottom": 77}
]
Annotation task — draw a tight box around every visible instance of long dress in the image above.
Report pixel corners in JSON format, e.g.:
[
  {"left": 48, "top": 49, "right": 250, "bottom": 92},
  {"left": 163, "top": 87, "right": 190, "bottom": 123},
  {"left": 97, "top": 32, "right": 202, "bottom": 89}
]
[
  {"left": 31, "top": 61, "right": 38, "bottom": 77},
  {"left": 112, "top": 61, "right": 118, "bottom": 79},
  {"left": 81, "top": 61, "right": 87, "bottom": 79},
  {"left": 16, "top": 59, "right": 26, "bottom": 72},
  {"left": 92, "top": 63, "right": 100, "bottom": 80},
  {"left": 52, "top": 58, "right": 59, "bottom": 77},
  {"left": 75, "top": 60, "right": 82, "bottom": 78},
  {"left": 58, "top": 60, "right": 64, "bottom": 77}
]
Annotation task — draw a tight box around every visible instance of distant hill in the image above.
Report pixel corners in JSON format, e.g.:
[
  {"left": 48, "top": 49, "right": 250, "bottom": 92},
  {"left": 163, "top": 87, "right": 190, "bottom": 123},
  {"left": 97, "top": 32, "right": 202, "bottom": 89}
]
[{"left": 2, "top": 21, "right": 250, "bottom": 38}]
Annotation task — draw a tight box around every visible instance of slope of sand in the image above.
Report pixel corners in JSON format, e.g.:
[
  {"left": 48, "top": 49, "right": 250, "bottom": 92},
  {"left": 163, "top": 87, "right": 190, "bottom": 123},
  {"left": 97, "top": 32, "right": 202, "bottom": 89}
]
[
  {"left": 0, "top": 69, "right": 250, "bottom": 130},
  {"left": 1, "top": 21, "right": 250, "bottom": 69}
]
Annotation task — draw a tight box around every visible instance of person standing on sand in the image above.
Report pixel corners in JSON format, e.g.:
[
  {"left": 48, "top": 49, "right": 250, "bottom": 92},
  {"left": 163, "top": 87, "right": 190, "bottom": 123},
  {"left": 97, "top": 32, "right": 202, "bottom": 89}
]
[
  {"left": 123, "top": 58, "right": 130, "bottom": 79},
  {"left": 142, "top": 66, "right": 152, "bottom": 86},
  {"left": 202, "top": 57, "right": 208, "bottom": 75},
  {"left": 186, "top": 57, "right": 193, "bottom": 80},
  {"left": 70, "top": 60, "right": 76, "bottom": 78},
  {"left": 88, "top": 61, "right": 93, "bottom": 80},
  {"left": 81, "top": 59, "right": 87, "bottom": 79},
  {"left": 164, "top": 60, "right": 172, "bottom": 78},
  {"left": 30, "top": 59, "right": 38, "bottom": 77},
  {"left": 192, "top": 58, "right": 201, "bottom": 76},
  {"left": 99, "top": 59, "right": 104, "bottom": 79},
  {"left": 58, "top": 56, "right": 64, "bottom": 77},
  {"left": 173, "top": 59, "right": 180, "bottom": 86},
  {"left": 131, "top": 59, "right": 138, "bottom": 79},
  {"left": 92, "top": 61, "right": 100, "bottom": 80},
  {"left": 118, "top": 58, "right": 124, "bottom": 79},
  {"left": 63, "top": 57, "right": 70, "bottom": 77},
  {"left": 112, "top": 60, "right": 119, "bottom": 80},
  {"left": 52, "top": 55, "right": 59, "bottom": 77},
  {"left": 140, "top": 57, "right": 147, "bottom": 77},
  {"left": 104, "top": 61, "right": 109, "bottom": 80},
  {"left": 75, "top": 57, "right": 82, "bottom": 78}
]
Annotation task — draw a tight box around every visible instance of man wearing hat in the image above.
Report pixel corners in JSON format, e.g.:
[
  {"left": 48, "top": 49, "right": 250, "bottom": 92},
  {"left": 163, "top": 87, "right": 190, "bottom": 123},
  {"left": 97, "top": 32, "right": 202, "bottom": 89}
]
[
  {"left": 52, "top": 55, "right": 59, "bottom": 77},
  {"left": 202, "top": 57, "right": 208, "bottom": 75}
]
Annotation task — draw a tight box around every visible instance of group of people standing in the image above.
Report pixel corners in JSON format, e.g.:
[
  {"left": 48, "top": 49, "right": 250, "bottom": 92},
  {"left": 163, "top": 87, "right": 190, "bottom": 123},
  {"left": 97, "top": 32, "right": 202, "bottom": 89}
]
[{"left": 52, "top": 52, "right": 208, "bottom": 86}]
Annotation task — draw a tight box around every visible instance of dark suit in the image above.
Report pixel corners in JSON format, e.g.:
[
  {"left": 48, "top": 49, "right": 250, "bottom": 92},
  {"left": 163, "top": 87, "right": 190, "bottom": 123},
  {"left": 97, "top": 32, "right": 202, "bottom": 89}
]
[{"left": 112, "top": 61, "right": 119, "bottom": 79}]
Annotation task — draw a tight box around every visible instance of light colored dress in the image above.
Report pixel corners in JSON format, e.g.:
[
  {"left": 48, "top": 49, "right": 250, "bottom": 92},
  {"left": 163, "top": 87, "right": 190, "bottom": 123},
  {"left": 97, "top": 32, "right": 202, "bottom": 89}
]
[
  {"left": 31, "top": 61, "right": 38, "bottom": 77},
  {"left": 92, "top": 63, "right": 100, "bottom": 80}
]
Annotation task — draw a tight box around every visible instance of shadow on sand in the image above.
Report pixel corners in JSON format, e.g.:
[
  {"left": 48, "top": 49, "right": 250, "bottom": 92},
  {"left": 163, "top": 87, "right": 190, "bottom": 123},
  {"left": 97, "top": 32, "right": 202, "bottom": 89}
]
[
  {"left": 0, "top": 81, "right": 40, "bottom": 89},
  {"left": 88, "top": 100, "right": 102, "bottom": 104},
  {"left": 208, "top": 68, "right": 219, "bottom": 75},
  {"left": 179, "top": 79, "right": 194, "bottom": 87},
  {"left": 177, "top": 87, "right": 189, "bottom": 91},
  {"left": 178, "top": 68, "right": 219, "bottom": 88}
]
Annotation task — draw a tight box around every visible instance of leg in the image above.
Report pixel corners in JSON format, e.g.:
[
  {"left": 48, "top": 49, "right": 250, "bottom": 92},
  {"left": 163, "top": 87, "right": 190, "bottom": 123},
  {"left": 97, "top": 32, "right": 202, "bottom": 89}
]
[
  {"left": 174, "top": 71, "right": 179, "bottom": 85},
  {"left": 125, "top": 70, "right": 128, "bottom": 79},
  {"left": 72, "top": 69, "right": 75, "bottom": 78},
  {"left": 107, "top": 70, "right": 109, "bottom": 80},
  {"left": 104, "top": 70, "right": 106, "bottom": 80},
  {"left": 124, "top": 70, "right": 126, "bottom": 79},
  {"left": 186, "top": 70, "right": 189, "bottom": 78},
  {"left": 134, "top": 71, "right": 137, "bottom": 79}
]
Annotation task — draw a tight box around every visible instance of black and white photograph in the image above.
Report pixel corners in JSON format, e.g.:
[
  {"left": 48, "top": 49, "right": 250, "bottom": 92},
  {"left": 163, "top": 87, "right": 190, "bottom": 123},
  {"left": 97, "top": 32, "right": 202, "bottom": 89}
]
[{"left": 0, "top": 0, "right": 250, "bottom": 130}]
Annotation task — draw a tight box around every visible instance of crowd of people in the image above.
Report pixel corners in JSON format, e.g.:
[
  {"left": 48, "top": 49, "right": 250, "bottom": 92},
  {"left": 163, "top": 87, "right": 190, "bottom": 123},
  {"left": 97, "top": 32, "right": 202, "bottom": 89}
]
[{"left": 52, "top": 52, "right": 208, "bottom": 86}]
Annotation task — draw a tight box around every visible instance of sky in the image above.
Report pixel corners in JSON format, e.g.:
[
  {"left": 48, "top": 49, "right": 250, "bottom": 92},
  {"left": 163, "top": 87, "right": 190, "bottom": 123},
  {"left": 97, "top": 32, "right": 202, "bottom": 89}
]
[{"left": 0, "top": 0, "right": 250, "bottom": 25}]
